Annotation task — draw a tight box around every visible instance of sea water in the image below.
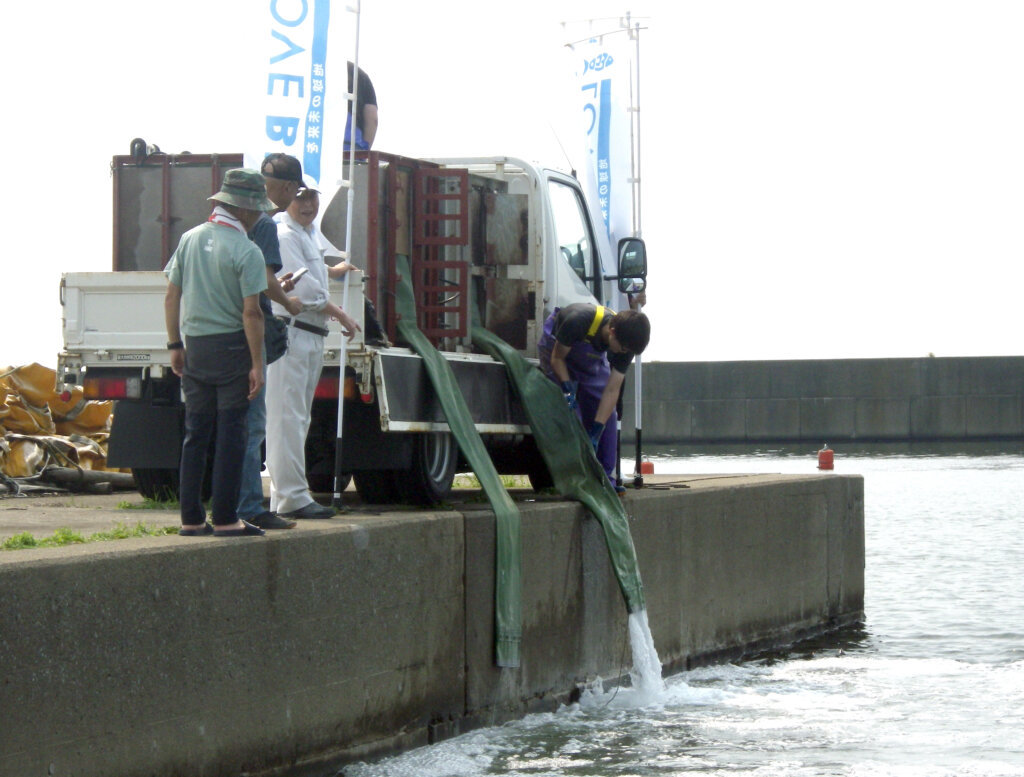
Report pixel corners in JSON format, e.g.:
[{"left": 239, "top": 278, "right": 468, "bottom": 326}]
[{"left": 341, "top": 444, "right": 1024, "bottom": 776}]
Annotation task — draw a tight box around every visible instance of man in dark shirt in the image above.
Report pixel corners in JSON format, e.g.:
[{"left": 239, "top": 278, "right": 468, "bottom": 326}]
[
  {"left": 345, "top": 61, "right": 378, "bottom": 150},
  {"left": 538, "top": 303, "right": 651, "bottom": 489},
  {"left": 235, "top": 154, "right": 303, "bottom": 530}
]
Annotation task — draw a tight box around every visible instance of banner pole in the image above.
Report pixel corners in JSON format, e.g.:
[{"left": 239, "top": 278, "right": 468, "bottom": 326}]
[{"left": 332, "top": 0, "right": 361, "bottom": 509}]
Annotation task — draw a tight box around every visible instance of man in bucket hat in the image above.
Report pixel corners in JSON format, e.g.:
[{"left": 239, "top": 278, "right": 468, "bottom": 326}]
[{"left": 164, "top": 168, "right": 275, "bottom": 537}]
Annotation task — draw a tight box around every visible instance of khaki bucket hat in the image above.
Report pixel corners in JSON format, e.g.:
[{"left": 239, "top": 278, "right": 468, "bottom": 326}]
[{"left": 208, "top": 168, "right": 276, "bottom": 212}]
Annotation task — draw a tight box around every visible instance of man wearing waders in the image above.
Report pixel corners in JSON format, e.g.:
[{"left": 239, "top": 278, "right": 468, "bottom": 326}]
[{"left": 538, "top": 303, "right": 651, "bottom": 492}]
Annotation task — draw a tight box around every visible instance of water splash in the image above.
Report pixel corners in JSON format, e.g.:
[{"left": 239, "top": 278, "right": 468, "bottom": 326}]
[{"left": 627, "top": 609, "right": 664, "bottom": 699}]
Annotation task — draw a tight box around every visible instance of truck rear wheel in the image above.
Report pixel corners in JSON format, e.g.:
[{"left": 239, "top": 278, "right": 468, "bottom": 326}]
[
  {"left": 353, "top": 433, "right": 457, "bottom": 506},
  {"left": 353, "top": 470, "right": 398, "bottom": 504},
  {"left": 304, "top": 422, "right": 351, "bottom": 495},
  {"left": 132, "top": 466, "right": 213, "bottom": 503},
  {"left": 527, "top": 459, "right": 555, "bottom": 492},
  {"left": 398, "top": 432, "right": 457, "bottom": 506},
  {"left": 307, "top": 471, "right": 352, "bottom": 495},
  {"left": 132, "top": 468, "right": 180, "bottom": 502}
]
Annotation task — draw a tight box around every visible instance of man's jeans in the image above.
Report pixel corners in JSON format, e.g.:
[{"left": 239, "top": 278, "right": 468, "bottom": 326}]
[
  {"left": 179, "top": 331, "right": 250, "bottom": 526},
  {"left": 237, "top": 364, "right": 268, "bottom": 520},
  {"left": 180, "top": 405, "right": 248, "bottom": 526}
]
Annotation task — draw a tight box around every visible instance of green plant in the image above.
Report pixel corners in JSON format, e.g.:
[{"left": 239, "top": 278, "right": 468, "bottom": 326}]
[
  {"left": 117, "top": 497, "right": 179, "bottom": 510},
  {"left": 1, "top": 522, "right": 177, "bottom": 551},
  {"left": 2, "top": 532, "right": 39, "bottom": 550},
  {"left": 453, "top": 473, "right": 528, "bottom": 490}
]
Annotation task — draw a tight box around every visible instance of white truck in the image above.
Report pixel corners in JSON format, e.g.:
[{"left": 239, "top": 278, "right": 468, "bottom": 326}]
[{"left": 58, "top": 149, "right": 647, "bottom": 504}]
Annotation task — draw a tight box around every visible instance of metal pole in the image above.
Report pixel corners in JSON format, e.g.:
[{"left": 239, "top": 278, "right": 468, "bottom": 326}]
[
  {"left": 332, "top": 0, "right": 360, "bottom": 509},
  {"left": 627, "top": 14, "right": 646, "bottom": 487}
]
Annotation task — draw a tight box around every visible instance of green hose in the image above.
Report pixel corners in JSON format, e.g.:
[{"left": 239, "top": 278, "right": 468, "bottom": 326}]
[
  {"left": 393, "top": 257, "right": 521, "bottom": 667},
  {"left": 391, "top": 254, "right": 645, "bottom": 668},
  {"left": 472, "top": 327, "right": 646, "bottom": 614}
]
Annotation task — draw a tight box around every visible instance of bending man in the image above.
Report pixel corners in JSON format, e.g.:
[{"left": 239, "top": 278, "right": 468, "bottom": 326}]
[{"left": 537, "top": 303, "right": 650, "bottom": 490}]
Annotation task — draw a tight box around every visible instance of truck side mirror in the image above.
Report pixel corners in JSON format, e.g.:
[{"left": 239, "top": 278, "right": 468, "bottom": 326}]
[{"left": 617, "top": 237, "right": 647, "bottom": 293}]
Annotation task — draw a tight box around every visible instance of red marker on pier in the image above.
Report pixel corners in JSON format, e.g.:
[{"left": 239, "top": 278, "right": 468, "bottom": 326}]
[{"left": 818, "top": 444, "right": 834, "bottom": 470}]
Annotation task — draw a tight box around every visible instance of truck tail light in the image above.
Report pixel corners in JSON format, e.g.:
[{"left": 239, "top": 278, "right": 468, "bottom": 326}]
[
  {"left": 345, "top": 377, "right": 361, "bottom": 402},
  {"left": 83, "top": 376, "right": 142, "bottom": 399},
  {"left": 313, "top": 376, "right": 363, "bottom": 402},
  {"left": 314, "top": 376, "right": 339, "bottom": 400}
]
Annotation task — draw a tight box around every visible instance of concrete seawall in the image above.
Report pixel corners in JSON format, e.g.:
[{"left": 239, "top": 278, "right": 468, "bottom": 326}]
[
  {"left": 622, "top": 355, "right": 1024, "bottom": 443},
  {"left": 1, "top": 474, "right": 864, "bottom": 777}
]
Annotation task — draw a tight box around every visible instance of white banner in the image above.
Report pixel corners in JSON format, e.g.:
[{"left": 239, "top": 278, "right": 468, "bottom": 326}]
[
  {"left": 573, "top": 33, "right": 635, "bottom": 275},
  {"left": 246, "top": 0, "right": 353, "bottom": 204}
]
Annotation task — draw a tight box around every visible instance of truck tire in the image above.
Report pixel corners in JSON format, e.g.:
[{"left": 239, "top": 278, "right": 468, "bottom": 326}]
[
  {"left": 132, "top": 468, "right": 180, "bottom": 502},
  {"left": 527, "top": 458, "right": 555, "bottom": 492},
  {"left": 304, "top": 393, "right": 352, "bottom": 495},
  {"left": 353, "top": 470, "right": 398, "bottom": 505},
  {"left": 132, "top": 466, "right": 213, "bottom": 503},
  {"left": 398, "top": 432, "right": 457, "bottom": 506},
  {"left": 307, "top": 471, "right": 352, "bottom": 495},
  {"left": 353, "top": 434, "right": 457, "bottom": 506}
]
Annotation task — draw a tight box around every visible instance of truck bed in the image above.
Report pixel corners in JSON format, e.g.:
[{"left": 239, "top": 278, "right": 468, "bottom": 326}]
[
  {"left": 59, "top": 271, "right": 362, "bottom": 373},
  {"left": 58, "top": 271, "right": 531, "bottom": 435}
]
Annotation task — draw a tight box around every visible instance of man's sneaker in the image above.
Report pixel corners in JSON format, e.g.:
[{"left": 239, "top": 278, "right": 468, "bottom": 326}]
[
  {"left": 250, "top": 510, "right": 297, "bottom": 530},
  {"left": 279, "top": 501, "right": 336, "bottom": 519}
]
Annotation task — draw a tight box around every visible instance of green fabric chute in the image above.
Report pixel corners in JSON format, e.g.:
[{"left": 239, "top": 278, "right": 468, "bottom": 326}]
[
  {"left": 391, "top": 254, "right": 645, "bottom": 667},
  {"left": 471, "top": 327, "right": 646, "bottom": 614},
  {"left": 393, "top": 257, "right": 522, "bottom": 667}
]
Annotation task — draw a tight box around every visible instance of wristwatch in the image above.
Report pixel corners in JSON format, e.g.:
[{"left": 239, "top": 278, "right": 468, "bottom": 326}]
[{"left": 167, "top": 341, "right": 184, "bottom": 350}]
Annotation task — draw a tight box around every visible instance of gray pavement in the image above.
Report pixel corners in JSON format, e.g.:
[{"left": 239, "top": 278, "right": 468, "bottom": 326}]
[
  {"left": 0, "top": 469, "right": 770, "bottom": 548},
  {"left": 0, "top": 472, "right": 716, "bottom": 545},
  {"left": 0, "top": 488, "right": 181, "bottom": 542}
]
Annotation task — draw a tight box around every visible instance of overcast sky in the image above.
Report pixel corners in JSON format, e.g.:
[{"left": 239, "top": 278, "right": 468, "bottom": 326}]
[{"left": 4, "top": 0, "right": 1023, "bottom": 368}]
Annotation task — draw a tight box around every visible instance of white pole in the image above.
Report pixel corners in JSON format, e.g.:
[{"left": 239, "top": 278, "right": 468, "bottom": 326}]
[
  {"left": 333, "top": 0, "right": 360, "bottom": 508},
  {"left": 628, "top": 14, "right": 646, "bottom": 485}
]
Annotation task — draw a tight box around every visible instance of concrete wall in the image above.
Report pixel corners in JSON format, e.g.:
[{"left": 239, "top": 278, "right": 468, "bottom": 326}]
[
  {"left": 622, "top": 356, "right": 1024, "bottom": 443},
  {"left": 0, "top": 475, "right": 863, "bottom": 777}
]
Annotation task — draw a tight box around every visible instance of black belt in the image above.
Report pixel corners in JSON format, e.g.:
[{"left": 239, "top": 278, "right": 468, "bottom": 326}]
[{"left": 278, "top": 316, "right": 329, "bottom": 337}]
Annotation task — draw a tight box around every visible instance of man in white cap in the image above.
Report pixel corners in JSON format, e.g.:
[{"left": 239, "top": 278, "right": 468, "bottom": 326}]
[{"left": 266, "top": 180, "right": 360, "bottom": 518}]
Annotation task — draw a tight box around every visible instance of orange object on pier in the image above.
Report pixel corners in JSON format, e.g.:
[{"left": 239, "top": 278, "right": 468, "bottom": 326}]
[{"left": 818, "top": 444, "right": 834, "bottom": 470}]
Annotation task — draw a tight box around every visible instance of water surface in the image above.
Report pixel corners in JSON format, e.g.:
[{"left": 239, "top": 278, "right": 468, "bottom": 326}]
[{"left": 342, "top": 444, "right": 1024, "bottom": 776}]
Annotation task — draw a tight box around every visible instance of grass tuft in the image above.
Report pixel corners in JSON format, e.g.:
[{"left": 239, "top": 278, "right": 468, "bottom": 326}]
[
  {"left": 117, "top": 497, "right": 179, "bottom": 510},
  {"left": 453, "top": 473, "right": 529, "bottom": 490},
  {"left": 2, "top": 522, "right": 177, "bottom": 551}
]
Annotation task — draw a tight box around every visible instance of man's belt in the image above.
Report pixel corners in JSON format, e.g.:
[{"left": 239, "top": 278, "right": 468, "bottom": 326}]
[{"left": 278, "top": 316, "right": 329, "bottom": 337}]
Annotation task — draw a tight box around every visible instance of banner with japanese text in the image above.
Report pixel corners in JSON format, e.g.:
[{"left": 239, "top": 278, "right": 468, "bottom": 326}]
[
  {"left": 572, "top": 32, "right": 635, "bottom": 275},
  {"left": 246, "top": 0, "right": 353, "bottom": 205}
]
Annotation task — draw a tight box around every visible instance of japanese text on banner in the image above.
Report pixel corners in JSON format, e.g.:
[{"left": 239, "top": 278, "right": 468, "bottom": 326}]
[
  {"left": 575, "top": 35, "right": 634, "bottom": 272},
  {"left": 248, "top": 0, "right": 350, "bottom": 198}
]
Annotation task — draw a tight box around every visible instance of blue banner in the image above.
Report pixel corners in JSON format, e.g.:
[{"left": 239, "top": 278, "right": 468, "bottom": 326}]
[
  {"left": 249, "top": 0, "right": 350, "bottom": 199},
  {"left": 575, "top": 35, "right": 634, "bottom": 272}
]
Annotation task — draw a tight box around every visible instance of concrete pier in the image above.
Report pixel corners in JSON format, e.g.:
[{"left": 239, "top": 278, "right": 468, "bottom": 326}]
[{"left": 0, "top": 473, "right": 864, "bottom": 777}]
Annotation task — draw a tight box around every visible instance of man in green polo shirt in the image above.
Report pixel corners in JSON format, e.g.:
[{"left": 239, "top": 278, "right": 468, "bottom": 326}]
[{"left": 164, "top": 168, "right": 272, "bottom": 537}]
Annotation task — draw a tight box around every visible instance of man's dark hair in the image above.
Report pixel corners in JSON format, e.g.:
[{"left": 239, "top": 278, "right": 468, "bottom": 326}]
[
  {"left": 261, "top": 153, "right": 302, "bottom": 183},
  {"left": 611, "top": 310, "right": 650, "bottom": 354}
]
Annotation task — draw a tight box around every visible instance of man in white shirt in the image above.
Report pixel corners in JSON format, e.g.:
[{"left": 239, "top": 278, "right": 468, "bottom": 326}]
[{"left": 265, "top": 185, "right": 359, "bottom": 518}]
